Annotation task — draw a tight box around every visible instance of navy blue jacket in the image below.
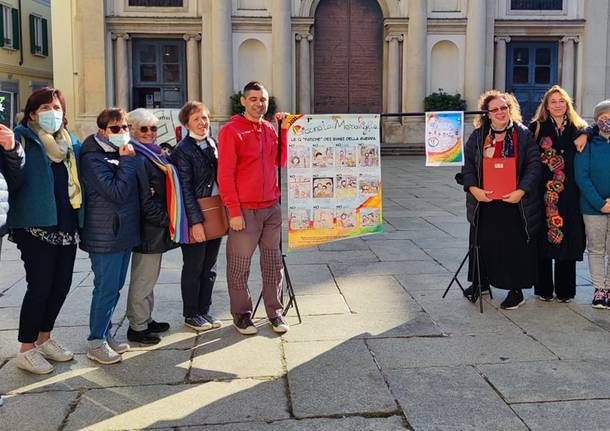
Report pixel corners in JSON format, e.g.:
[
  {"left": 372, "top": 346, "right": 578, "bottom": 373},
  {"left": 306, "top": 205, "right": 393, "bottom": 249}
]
[
  {"left": 0, "top": 140, "right": 25, "bottom": 236},
  {"left": 79, "top": 134, "right": 140, "bottom": 253}
]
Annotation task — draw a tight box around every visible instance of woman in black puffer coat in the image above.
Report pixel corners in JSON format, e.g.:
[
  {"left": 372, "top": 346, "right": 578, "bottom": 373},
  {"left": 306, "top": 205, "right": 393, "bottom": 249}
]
[{"left": 462, "top": 90, "right": 542, "bottom": 310}]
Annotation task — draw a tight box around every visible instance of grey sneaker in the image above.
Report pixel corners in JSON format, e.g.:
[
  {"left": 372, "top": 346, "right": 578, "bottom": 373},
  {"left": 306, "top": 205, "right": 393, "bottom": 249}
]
[
  {"left": 87, "top": 342, "right": 122, "bottom": 365},
  {"left": 37, "top": 338, "right": 74, "bottom": 362},
  {"left": 16, "top": 349, "right": 54, "bottom": 374},
  {"left": 202, "top": 313, "right": 223, "bottom": 329},
  {"left": 269, "top": 316, "right": 289, "bottom": 334},
  {"left": 107, "top": 337, "right": 130, "bottom": 354}
]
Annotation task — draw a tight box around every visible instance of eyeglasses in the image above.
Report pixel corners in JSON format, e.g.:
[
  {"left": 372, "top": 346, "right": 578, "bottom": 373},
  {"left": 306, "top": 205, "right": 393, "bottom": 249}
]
[
  {"left": 488, "top": 106, "right": 509, "bottom": 114},
  {"left": 107, "top": 124, "right": 129, "bottom": 133},
  {"left": 138, "top": 126, "right": 158, "bottom": 133}
]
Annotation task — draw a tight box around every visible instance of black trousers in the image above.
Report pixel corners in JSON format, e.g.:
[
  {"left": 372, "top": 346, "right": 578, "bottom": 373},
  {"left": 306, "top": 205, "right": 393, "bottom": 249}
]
[
  {"left": 535, "top": 257, "right": 577, "bottom": 299},
  {"left": 180, "top": 238, "right": 222, "bottom": 317},
  {"left": 14, "top": 230, "right": 77, "bottom": 343}
]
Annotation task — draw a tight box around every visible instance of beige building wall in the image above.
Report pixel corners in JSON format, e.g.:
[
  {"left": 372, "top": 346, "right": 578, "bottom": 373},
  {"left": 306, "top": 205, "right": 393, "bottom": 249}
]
[{"left": 0, "top": 0, "right": 52, "bottom": 125}]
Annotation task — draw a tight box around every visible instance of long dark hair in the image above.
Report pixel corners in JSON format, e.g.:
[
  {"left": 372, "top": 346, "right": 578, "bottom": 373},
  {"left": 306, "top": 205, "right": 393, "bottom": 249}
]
[{"left": 22, "top": 87, "right": 68, "bottom": 127}]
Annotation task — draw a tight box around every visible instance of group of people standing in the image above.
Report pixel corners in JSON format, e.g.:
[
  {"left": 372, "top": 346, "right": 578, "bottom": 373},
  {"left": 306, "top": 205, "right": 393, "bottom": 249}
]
[
  {"left": 462, "top": 85, "right": 610, "bottom": 311},
  {"left": 0, "top": 81, "right": 288, "bottom": 375}
]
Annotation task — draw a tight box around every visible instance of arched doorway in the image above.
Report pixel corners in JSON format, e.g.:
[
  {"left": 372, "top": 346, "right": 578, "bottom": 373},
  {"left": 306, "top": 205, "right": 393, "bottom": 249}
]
[{"left": 313, "top": 0, "right": 383, "bottom": 114}]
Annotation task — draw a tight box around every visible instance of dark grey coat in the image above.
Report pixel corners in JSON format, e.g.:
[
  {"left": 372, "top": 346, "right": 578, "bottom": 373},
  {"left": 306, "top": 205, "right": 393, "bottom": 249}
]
[{"left": 0, "top": 142, "right": 25, "bottom": 236}]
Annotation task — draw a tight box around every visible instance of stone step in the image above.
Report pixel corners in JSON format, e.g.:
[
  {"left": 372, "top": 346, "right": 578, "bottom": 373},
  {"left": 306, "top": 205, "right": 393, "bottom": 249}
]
[{"left": 381, "top": 145, "right": 425, "bottom": 156}]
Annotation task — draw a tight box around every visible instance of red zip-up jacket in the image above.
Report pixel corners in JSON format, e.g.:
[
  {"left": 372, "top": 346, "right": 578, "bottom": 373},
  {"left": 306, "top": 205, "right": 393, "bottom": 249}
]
[{"left": 218, "top": 114, "right": 286, "bottom": 217}]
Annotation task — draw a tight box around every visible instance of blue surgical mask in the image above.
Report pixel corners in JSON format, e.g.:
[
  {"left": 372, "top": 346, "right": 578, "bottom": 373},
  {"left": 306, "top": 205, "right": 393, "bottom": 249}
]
[
  {"left": 38, "top": 110, "right": 63, "bottom": 134},
  {"left": 108, "top": 133, "right": 130, "bottom": 148}
]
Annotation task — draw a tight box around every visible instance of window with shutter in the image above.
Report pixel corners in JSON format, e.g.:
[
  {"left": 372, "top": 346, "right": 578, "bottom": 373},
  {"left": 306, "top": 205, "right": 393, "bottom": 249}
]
[
  {"left": 29, "top": 14, "right": 46, "bottom": 56},
  {"left": 0, "top": 5, "right": 13, "bottom": 49}
]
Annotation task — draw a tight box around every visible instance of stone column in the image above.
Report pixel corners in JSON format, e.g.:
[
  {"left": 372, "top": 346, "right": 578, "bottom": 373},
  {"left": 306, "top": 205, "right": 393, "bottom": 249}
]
[
  {"left": 112, "top": 32, "right": 129, "bottom": 109},
  {"left": 386, "top": 33, "right": 403, "bottom": 114},
  {"left": 272, "top": 0, "right": 293, "bottom": 112},
  {"left": 184, "top": 33, "right": 202, "bottom": 101},
  {"left": 211, "top": 1, "right": 233, "bottom": 118},
  {"left": 405, "top": 0, "right": 426, "bottom": 112},
  {"left": 295, "top": 32, "right": 312, "bottom": 114},
  {"left": 561, "top": 36, "right": 578, "bottom": 96},
  {"left": 464, "top": 0, "right": 487, "bottom": 109},
  {"left": 494, "top": 36, "right": 511, "bottom": 92}
]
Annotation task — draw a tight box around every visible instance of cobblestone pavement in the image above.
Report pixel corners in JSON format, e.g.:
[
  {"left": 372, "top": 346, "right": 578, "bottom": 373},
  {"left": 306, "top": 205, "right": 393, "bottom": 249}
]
[{"left": 1, "top": 156, "right": 609, "bottom": 431}]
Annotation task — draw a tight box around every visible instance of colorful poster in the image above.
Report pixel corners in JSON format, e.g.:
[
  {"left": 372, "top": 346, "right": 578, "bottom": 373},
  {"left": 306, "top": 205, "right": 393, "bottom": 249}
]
[
  {"left": 285, "top": 114, "right": 383, "bottom": 251},
  {"left": 424, "top": 111, "right": 464, "bottom": 167}
]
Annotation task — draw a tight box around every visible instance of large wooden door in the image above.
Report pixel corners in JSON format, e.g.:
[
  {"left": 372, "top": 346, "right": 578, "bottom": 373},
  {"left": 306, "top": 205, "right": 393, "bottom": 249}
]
[{"left": 313, "top": 0, "right": 383, "bottom": 114}]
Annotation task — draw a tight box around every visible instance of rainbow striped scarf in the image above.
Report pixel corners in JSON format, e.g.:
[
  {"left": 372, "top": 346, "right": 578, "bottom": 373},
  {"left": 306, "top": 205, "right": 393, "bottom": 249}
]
[{"left": 133, "top": 142, "right": 189, "bottom": 244}]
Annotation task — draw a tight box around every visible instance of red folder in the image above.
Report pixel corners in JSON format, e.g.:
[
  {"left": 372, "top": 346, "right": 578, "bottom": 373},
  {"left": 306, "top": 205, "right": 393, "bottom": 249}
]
[{"left": 482, "top": 157, "right": 517, "bottom": 200}]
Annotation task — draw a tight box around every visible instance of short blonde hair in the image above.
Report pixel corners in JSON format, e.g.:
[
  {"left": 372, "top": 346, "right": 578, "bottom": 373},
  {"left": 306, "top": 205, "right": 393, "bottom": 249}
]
[
  {"left": 127, "top": 108, "right": 158, "bottom": 129},
  {"left": 531, "top": 85, "right": 587, "bottom": 129},
  {"left": 473, "top": 90, "right": 522, "bottom": 128}
]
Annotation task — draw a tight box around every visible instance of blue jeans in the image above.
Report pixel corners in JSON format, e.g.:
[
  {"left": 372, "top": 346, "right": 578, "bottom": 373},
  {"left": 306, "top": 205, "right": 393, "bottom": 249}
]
[{"left": 88, "top": 250, "right": 132, "bottom": 347}]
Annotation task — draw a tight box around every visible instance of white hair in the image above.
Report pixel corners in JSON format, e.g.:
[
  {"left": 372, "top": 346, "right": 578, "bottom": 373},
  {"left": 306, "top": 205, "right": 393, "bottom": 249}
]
[{"left": 127, "top": 108, "right": 158, "bottom": 128}]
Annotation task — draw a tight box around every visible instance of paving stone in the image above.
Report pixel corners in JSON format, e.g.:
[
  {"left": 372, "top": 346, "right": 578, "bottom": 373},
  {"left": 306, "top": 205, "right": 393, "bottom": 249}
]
[
  {"left": 385, "top": 366, "right": 527, "bottom": 431},
  {"left": 64, "top": 380, "right": 290, "bottom": 430},
  {"left": 329, "top": 260, "right": 447, "bottom": 278},
  {"left": 279, "top": 264, "right": 340, "bottom": 296},
  {"left": 567, "top": 302, "right": 610, "bottom": 331},
  {"left": 188, "top": 416, "right": 407, "bottom": 430},
  {"left": 191, "top": 329, "right": 283, "bottom": 380},
  {"left": 395, "top": 272, "right": 468, "bottom": 291},
  {"left": 366, "top": 240, "right": 431, "bottom": 261},
  {"left": 284, "top": 293, "right": 350, "bottom": 316},
  {"left": 382, "top": 216, "right": 437, "bottom": 231},
  {"left": 513, "top": 399, "right": 610, "bottom": 431},
  {"left": 0, "top": 391, "right": 79, "bottom": 431},
  {"left": 362, "top": 227, "right": 451, "bottom": 241},
  {"left": 317, "top": 237, "right": 369, "bottom": 251},
  {"left": 0, "top": 350, "right": 190, "bottom": 394},
  {"left": 285, "top": 339, "right": 397, "bottom": 418},
  {"left": 285, "top": 249, "right": 379, "bottom": 265},
  {"left": 0, "top": 306, "right": 20, "bottom": 330},
  {"left": 478, "top": 360, "right": 610, "bottom": 403}
]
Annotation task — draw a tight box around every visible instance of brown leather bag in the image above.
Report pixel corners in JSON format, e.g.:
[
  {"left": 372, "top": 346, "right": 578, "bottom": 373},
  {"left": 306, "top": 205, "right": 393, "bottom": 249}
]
[{"left": 191, "top": 195, "right": 229, "bottom": 242}]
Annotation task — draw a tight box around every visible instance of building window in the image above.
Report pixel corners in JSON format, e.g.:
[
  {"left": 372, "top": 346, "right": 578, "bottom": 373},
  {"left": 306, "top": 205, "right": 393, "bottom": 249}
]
[
  {"left": 128, "top": 0, "right": 183, "bottom": 6},
  {"left": 510, "top": 0, "right": 563, "bottom": 10},
  {"left": 29, "top": 14, "right": 48, "bottom": 56},
  {"left": 0, "top": 5, "right": 19, "bottom": 50}
]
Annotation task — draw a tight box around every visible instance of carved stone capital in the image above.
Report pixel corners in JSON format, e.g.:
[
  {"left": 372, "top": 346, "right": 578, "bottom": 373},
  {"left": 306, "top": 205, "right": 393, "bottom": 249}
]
[
  {"left": 111, "top": 32, "right": 130, "bottom": 41},
  {"left": 183, "top": 33, "right": 202, "bottom": 42},
  {"left": 385, "top": 33, "right": 404, "bottom": 43},
  {"left": 494, "top": 36, "right": 511, "bottom": 44},
  {"left": 295, "top": 32, "right": 313, "bottom": 42},
  {"left": 561, "top": 35, "right": 580, "bottom": 44}
]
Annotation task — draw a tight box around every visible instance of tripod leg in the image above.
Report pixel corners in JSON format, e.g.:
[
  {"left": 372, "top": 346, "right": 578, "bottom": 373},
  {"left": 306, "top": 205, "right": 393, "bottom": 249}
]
[
  {"left": 475, "top": 244, "right": 484, "bottom": 313},
  {"left": 282, "top": 255, "right": 302, "bottom": 323},
  {"left": 442, "top": 247, "right": 472, "bottom": 298}
]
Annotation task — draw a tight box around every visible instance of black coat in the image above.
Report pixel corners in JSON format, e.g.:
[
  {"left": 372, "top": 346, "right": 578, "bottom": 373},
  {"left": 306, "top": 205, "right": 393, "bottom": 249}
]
[
  {"left": 134, "top": 152, "right": 179, "bottom": 254},
  {"left": 79, "top": 135, "right": 140, "bottom": 254},
  {"left": 170, "top": 136, "right": 218, "bottom": 226},
  {"left": 0, "top": 143, "right": 25, "bottom": 236},
  {"left": 530, "top": 119, "right": 585, "bottom": 261},
  {"left": 462, "top": 121, "right": 543, "bottom": 241}
]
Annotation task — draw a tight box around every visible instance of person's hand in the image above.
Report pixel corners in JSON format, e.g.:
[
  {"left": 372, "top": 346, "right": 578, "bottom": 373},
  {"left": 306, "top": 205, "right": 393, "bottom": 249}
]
[
  {"left": 601, "top": 199, "right": 610, "bottom": 214},
  {"left": 502, "top": 189, "right": 525, "bottom": 204},
  {"left": 119, "top": 143, "right": 136, "bottom": 156},
  {"left": 469, "top": 186, "right": 493, "bottom": 203},
  {"left": 190, "top": 223, "right": 206, "bottom": 242},
  {"left": 150, "top": 187, "right": 155, "bottom": 196},
  {"left": 0, "top": 124, "right": 15, "bottom": 151},
  {"left": 574, "top": 134, "right": 587, "bottom": 152},
  {"left": 230, "top": 216, "right": 245, "bottom": 231}
]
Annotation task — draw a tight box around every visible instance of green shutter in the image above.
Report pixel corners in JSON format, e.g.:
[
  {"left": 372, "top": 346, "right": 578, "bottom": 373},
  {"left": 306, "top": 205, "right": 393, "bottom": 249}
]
[
  {"left": 0, "top": 8, "right": 5, "bottom": 48},
  {"left": 29, "top": 14, "right": 34, "bottom": 54},
  {"left": 11, "top": 8, "right": 19, "bottom": 49},
  {"left": 41, "top": 18, "right": 47, "bottom": 56}
]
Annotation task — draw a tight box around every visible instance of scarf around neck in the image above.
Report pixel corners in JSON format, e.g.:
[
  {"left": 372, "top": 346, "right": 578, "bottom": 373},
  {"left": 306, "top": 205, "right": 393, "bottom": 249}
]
[{"left": 28, "top": 120, "right": 82, "bottom": 209}]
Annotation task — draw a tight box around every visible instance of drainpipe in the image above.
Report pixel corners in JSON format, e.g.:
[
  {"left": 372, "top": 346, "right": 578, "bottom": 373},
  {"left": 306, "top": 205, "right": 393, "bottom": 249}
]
[{"left": 18, "top": 0, "right": 23, "bottom": 65}]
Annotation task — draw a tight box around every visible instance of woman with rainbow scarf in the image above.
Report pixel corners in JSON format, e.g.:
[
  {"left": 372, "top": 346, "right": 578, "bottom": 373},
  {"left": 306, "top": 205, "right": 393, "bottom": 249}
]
[{"left": 125, "top": 108, "right": 187, "bottom": 344}]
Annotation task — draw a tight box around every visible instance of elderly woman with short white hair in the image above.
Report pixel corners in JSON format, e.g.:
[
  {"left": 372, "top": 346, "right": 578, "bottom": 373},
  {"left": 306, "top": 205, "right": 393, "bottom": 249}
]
[{"left": 126, "top": 108, "right": 188, "bottom": 344}]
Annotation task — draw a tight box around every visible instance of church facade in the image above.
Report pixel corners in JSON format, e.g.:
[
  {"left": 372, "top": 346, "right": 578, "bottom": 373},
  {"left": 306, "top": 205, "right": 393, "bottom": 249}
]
[{"left": 52, "top": 0, "right": 610, "bottom": 146}]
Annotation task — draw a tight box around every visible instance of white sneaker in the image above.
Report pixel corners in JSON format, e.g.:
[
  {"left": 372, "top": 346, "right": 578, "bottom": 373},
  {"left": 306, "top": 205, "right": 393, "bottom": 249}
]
[
  {"left": 87, "top": 342, "right": 122, "bottom": 365},
  {"left": 107, "top": 337, "right": 130, "bottom": 354},
  {"left": 37, "top": 339, "right": 74, "bottom": 362},
  {"left": 16, "top": 349, "right": 54, "bottom": 374}
]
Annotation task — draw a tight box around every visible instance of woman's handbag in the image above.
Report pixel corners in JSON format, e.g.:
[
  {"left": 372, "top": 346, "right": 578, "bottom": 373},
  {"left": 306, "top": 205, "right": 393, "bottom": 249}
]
[{"left": 192, "top": 195, "right": 229, "bottom": 241}]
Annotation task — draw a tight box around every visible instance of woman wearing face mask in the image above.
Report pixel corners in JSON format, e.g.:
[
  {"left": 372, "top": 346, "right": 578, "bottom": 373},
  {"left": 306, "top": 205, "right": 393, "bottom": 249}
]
[
  {"left": 79, "top": 108, "right": 140, "bottom": 365},
  {"left": 170, "top": 101, "right": 223, "bottom": 331},
  {"left": 529, "top": 86, "right": 588, "bottom": 303},
  {"left": 125, "top": 108, "right": 185, "bottom": 344},
  {"left": 575, "top": 100, "right": 610, "bottom": 309},
  {"left": 7, "top": 87, "right": 82, "bottom": 374},
  {"left": 462, "top": 90, "right": 542, "bottom": 310}
]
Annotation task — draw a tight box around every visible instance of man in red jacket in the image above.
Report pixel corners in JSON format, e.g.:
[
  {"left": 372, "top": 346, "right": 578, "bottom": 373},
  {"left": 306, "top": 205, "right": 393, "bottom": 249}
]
[{"left": 218, "top": 81, "right": 288, "bottom": 335}]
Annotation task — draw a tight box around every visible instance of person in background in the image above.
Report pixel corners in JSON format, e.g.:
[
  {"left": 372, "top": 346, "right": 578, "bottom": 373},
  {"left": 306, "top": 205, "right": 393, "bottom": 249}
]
[
  {"left": 574, "top": 100, "right": 610, "bottom": 309},
  {"left": 126, "top": 108, "right": 183, "bottom": 345},
  {"left": 529, "top": 85, "right": 588, "bottom": 303},
  {"left": 461, "top": 90, "right": 542, "bottom": 310},
  {"left": 79, "top": 108, "right": 139, "bottom": 364},
  {"left": 8, "top": 87, "right": 81, "bottom": 374},
  {"left": 217, "top": 81, "right": 288, "bottom": 334},
  {"left": 171, "top": 101, "right": 223, "bottom": 331}
]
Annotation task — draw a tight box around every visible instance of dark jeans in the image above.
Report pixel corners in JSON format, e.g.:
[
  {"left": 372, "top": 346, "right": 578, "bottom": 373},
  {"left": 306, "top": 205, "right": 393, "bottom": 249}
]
[
  {"left": 535, "top": 258, "right": 577, "bottom": 299},
  {"left": 14, "top": 230, "right": 77, "bottom": 343},
  {"left": 180, "top": 237, "right": 222, "bottom": 317}
]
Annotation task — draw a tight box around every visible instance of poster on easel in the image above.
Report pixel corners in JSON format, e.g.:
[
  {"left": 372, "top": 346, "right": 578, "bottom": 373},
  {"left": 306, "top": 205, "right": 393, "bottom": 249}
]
[
  {"left": 424, "top": 111, "right": 464, "bottom": 167},
  {"left": 284, "top": 114, "right": 383, "bottom": 252}
]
